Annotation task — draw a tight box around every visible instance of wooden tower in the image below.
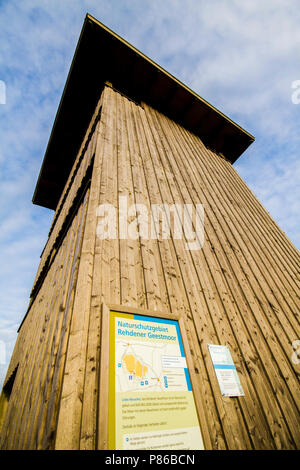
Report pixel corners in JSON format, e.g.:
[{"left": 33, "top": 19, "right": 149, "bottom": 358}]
[{"left": 0, "top": 14, "right": 299, "bottom": 450}]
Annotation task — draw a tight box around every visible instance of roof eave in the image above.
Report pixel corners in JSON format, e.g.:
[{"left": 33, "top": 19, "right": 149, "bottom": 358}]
[{"left": 32, "top": 13, "right": 254, "bottom": 209}]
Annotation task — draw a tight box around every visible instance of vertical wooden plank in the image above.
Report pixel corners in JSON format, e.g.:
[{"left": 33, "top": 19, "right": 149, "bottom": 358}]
[
  {"left": 124, "top": 98, "right": 169, "bottom": 313},
  {"left": 97, "top": 304, "right": 110, "bottom": 450},
  {"left": 7, "top": 230, "right": 70, "bottom": 449},
  {"left": 43, "top": 189, "right": 89, "bottom": 449},
  {"left": 54, "top": 166, "right": 98, "bottom": 448},
  {"left": 117, "top": 92, "right": 146, "bottom": 309},
  {"left": 33, "top": 193, "right": 89, "bottom": 449},
  {"left": 79, "top": 93, "right": 106, "bottom": 450},
  {"left": 21, "top": 204, "right": 82, "bottom": 449}
]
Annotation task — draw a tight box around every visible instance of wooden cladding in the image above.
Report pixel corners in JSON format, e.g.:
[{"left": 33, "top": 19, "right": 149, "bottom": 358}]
[
  {"left": 28, "top": 163, "right": 93, "bottom": 309},
  {"left": 0, "top": 188, "right": 90, "bottom": 449},
  {"left": 1, "top": 85, "right": 299, "bottom": 450},
  {"left": 32, "top": 101, "right": 102, "bottom": 293}
]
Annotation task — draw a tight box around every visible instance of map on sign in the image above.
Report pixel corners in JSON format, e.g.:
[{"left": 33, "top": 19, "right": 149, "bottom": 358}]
[{"left": 115, "top": 341, "right": 188, "bottom": 393}]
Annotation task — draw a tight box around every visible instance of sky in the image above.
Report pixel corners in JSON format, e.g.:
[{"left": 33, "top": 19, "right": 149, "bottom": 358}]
[{"left": 0, "top": 0, "right": 299, "bottom": 388}]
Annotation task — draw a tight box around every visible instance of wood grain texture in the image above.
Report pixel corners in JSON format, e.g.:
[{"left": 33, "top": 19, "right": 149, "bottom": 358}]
[{"left": 1, "top": 85, "right": 299, "bottom": 450}]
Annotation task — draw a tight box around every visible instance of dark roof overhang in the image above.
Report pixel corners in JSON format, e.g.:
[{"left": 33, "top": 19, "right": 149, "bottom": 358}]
[{"left": 33, "top": 13, "right": 254, "bottom": 209}]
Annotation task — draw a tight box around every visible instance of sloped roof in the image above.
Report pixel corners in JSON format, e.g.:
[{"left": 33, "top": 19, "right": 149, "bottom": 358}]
[{"left": 33, "top": 13, "right": 254, "bottom": 209}]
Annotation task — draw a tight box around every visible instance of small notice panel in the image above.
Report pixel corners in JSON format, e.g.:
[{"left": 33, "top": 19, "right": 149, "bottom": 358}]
[
  {"left": 208, "top": 344, "right": 244, "bottom": 397},
  {"left": 108, "top": 311, "right": 204, "bottom": 450}
]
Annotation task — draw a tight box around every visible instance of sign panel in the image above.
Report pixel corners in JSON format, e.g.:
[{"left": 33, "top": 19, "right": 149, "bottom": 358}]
[
  {"left": 208, "top": 344, "right": 245, "bottom": 397},
  {"left": 108, "top": 311, "right": 204, "bottom": 450}
]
